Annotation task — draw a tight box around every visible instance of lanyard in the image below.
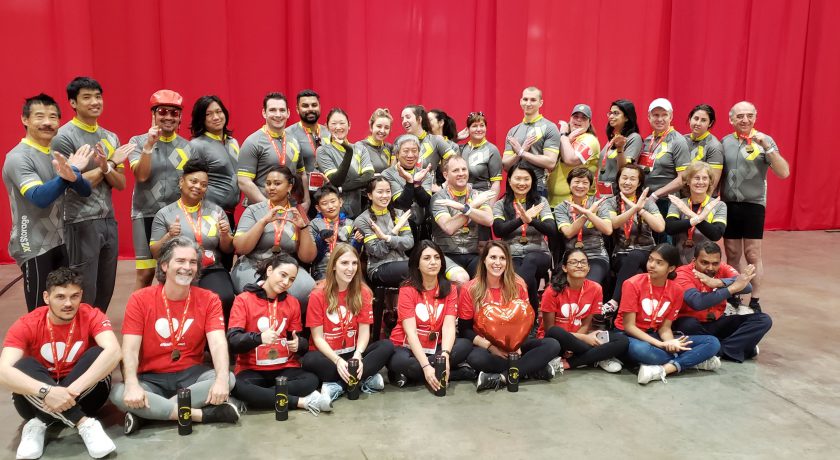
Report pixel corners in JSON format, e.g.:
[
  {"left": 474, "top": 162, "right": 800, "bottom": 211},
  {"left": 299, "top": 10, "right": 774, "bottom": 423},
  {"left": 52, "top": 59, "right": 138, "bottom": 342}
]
[
  {"left": 686, "top": 195, "right": 710, "bottom": 243},
  {"left": 177, "top": 200, "right": 203, "bottom": 246},
  {"left": 618, "top": 197, "right": 636, "bottom": 242},
  {"left": 648, "top": 126, "right": 674, "bottom": 156},
  {"left": 645, "top": 275, "right": 668, "bottom": 325},
  {"left": 570, "top": 197, "right": 588, "bottom": 246},
  {"left": 263, "top": 127, "right": 287, "bottom": 167},
  {"left": 271, "top": 206, "right": 292, "bottom": 250},
  {"left": 564, "top": 281, "right": 587, "bottom": 323},
  {"left": 422, "top": 286, "right": 442, "bottom": 331},
  {"left": 46, "top": 312, "right": 77, "bottom": 380},
  {"left": 336, "top": 300, "right": 352, "bottom": 343},
  {"left": 268, "top": 297, "right": 281, "bottom": 331},
  {"left": 301, "top": 122, "right": 321, "bottom": 161},
  {"left": 323, "top": 217, "right": 341, "bottom": 252},
  {"left": 514, "top": 199, "right": 529, "bottom": 243},
  {"left": 162, "top": 288, "right": 192, "bottom": 348}
]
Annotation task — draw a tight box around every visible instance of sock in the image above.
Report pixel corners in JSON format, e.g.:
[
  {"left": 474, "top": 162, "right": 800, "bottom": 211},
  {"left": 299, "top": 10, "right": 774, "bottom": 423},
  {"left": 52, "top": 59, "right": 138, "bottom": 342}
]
[{"left": 749, "top": 297, "right": 760, "bottom": 306}]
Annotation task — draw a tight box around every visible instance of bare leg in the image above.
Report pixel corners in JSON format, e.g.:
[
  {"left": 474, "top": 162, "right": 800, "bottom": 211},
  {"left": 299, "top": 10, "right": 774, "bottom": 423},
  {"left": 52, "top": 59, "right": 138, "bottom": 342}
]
[
  {"left": 724, "top": 238, "right": 744, "bottom": 271},
  {"left": 743, "top": 239, "right": 764, "bottom": 299},
  {"left": 134, "top": 268, "right": 155, "bottom": 291}
]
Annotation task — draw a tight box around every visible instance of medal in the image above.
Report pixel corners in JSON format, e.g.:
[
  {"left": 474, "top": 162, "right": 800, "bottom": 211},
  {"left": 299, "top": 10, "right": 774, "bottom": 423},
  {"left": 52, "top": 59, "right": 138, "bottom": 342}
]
[
  {"left": 745, "top": 145, "right": 754, "bottom": 154},
  {"left": 684, "top": 239, "right": 695, "bottom": 248},
  {"left": 271, "top": 244, "right": 282, "bottom": 253},
  {"left": 268, "top": 348, "right": 279, "bottom": 359},
  {"left": 519, "top": 236, "right": 529, "bottom": 244},
  {"left": 171, "top": 349, "right": 181, "bottom": 361},
  {"left": 574, "top": 241, "right": 584, "bottom": 249},
  {"left": 428, "top": 331, "right": 438, "bottom": 342},
  {"left": 162, "top": 287, "right": 191, "bottom": 364}
]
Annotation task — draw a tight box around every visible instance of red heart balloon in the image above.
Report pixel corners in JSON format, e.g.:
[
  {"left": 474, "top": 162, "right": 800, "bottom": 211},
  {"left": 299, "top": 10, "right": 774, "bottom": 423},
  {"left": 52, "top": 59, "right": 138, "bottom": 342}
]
[{"left": 474, "top": 298, "right": 534, "bottom": 353}]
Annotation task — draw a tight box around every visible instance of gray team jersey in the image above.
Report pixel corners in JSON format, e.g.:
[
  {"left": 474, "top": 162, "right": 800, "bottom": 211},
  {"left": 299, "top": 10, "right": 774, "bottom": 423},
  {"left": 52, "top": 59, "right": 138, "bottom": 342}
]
[
  {"left": 416, "top": 131, "right": 456, "bottom": 173},
  {"left": 237, "top": 127, "right": 304, "bottom": 196},
  {"left": 309, "top": 215, "right": 355, "bottom": 280},
  {"left": 599, "top": 132, "right": 643, "bottom": 184},
  {"left": 285, "top": 122, "right": 330, "bottom": 173},
  {"left": 316, "top": 141, "right": 374, "bottom": 217},
  {"left": 492, "top": 197, "right": 553, "bottom": 258},
  {"left": 189, "top": 133, "right": 240, "bottom": 210},
  {"left": 720, "top": 132, "right": 779, "bottom": 206},
  {"left": 667, "top": 197, "right": 728, "bottom": 264},
  {"left": 554, "top": 196, "right": 612, "bottom": 262},
  {"left": 430, "top": 187, "right": 491, "bottom": 255},
  {"left": 355, "top": 208, "right": 413, "bottom": 274},
  {"left": 51, "top": 119, "right": 122, "bottom": 223},
  {"left": 503, "top": 115, "right": 562, "bottom": 188},
  {"left": 3, "top": 140, "right": 64, "bottom": 264},
  {"left": 381, "top": 163, "right": 434, "bottom": 226},
  {"left": 603, "top": 196, "right": 660, "bottom": 252},
  {"left": 128, "top": 133, "right": 191, "bottom": 219},
  {"left": 355, "top": 137, "right": 393, "bottom": 174},
  {"left": 684, "top": 132, "right": 723, "bottom": 171},
  {"left": 460, "top": 139, "right": 502, "bottom": 192},
  {"left": 233, "top": 201, "right": 300, "bottom": 272},
  {"left": 150, "top": 200, "right": 229, "bottom": 270},
  {"left": 639, "top": 129, "right": 690, "bottom": 193}
]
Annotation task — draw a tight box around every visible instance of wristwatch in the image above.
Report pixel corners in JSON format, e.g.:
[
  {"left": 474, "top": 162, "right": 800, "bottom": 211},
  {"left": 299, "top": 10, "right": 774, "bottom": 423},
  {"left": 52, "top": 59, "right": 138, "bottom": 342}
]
[
  {"left": 38, "top": 385, "right": 51, "bottom": 398},
  {"left": 462, "top": 204, "right": 472, "bottom": 216}
]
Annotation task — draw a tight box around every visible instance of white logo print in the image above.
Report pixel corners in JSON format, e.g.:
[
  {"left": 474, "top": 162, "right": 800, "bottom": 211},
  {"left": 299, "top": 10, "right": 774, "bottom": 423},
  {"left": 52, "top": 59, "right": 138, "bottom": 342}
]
[
  {"left": 40, "top": 341, "right": 84, "bottom": 364},
  {"left": 257, "top": 316, "right": 287, "bottom": 333},
  {"left": 154, "top": 318, "right": 194, "bottom": 339},
  {"left": 560, "top": 303, "right": 591, "bottom": 326},
  {"left": 326, "top": 306, "right": 352, "bottom": 325},
  {"left": 641, "top": 298, "right": 671, "bottom": 318},
  {"left": 414, "top": 303, "right": 444, "bottom": 322}
]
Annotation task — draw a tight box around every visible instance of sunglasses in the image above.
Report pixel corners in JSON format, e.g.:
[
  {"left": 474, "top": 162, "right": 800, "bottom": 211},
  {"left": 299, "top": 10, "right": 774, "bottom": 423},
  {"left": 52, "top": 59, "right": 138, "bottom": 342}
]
[
  {"left": 310, "top": 133, "right": 322, "bottom": 148},
  {"left": 468, "top": 111, "right": 485, "bottom": 118},
  {"left": 155, "top": 107, "right": 182, "bottom": 117}
]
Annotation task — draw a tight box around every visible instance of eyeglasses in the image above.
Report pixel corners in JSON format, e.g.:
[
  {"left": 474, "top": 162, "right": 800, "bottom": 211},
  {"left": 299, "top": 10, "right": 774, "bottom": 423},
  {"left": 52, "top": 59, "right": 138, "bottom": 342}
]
[
  {"left": 607, "top": 111, "right": 622, "bottom": 117},
  {"left": 566, "top": 260, "right": 589, "bottom": 267},
  {"left": 468, "top": 111, "right": 485, "bottom": 118},
  {"left": 155, "top": 107, "right": 181, "bottom": 117}
]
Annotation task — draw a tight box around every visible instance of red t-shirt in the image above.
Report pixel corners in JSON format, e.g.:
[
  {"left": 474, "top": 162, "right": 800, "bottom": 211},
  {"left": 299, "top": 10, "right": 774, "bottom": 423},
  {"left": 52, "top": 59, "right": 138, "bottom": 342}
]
[
  {"left": 675, "top": 263, "right": 739, "bottom": 322},
  {"left": 228, "top": 291, "right": 303, "bottom": 373},
  {"left": 538, "top": 279, "right": 603, "bottom": 336},
  {"left": 306, "top": 287, "right": 374, "bottom": 354},
  {"left": 390, "top": 285, "right": 458, "bottom": 352},
  {"left": 615, "top": 273, "right": 684, "bottom": 331},
  {"left": 3, "top": 304, "right": 112, "bottom": 379},
  {"left": 458, "top": 278, "right": 529, "bottom": 322},
  {"left": 122, "top": 285, "right": 225, "bottom": 374}
]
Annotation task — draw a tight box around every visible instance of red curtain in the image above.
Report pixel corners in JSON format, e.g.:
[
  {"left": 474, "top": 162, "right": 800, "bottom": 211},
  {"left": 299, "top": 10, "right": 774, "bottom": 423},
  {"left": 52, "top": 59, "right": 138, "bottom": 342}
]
[{"left": 1, "top": 0, "right": 837, "bottom": 263}]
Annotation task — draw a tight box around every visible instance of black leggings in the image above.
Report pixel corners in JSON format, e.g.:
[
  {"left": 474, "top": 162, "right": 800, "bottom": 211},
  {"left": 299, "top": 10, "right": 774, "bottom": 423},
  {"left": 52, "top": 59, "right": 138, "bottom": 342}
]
[
  {"left": 301, "top": 340, "right": 395, "bottom": 388},
  {"left": 387, "top": 338, "right": 473, "bottom": 383},
  {"left": 20, "top": 244, "right": 68, "bottom": 312},
  {"left": 586, "top": 258, "right": 610, "bottom": 290},
  {"left": 546, "top": 327, "right": 629, "bottom": 368},
  {"left": 446, "top": 253, "right": 480, "bottom": 277},
  {"left": 513, "top": 253, "right": 552, "bottom": 314},
  {"left": 611, "top": 249, "right": 650, "bottom": 302},
  {"left": 232, "top": 367, "right": 319, "bottom": 409},
  {"left": 467, "top": 338, "right": 561, "bottom": 376},
  {"left": 12, "top": 347, "right": 110, "bottom": 427},
  {"left": 198, "top": 268, "right": 236, "bottom": 324},
  {"left": 369, "top": 260, "right": 410, "bottom": 288}
]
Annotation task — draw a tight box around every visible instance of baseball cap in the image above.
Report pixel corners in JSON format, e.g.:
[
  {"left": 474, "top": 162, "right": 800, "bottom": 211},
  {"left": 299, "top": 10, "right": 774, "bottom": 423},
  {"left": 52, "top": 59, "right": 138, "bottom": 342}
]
[
  {"left": 571, "top": 103, "right": 592, "bottom": 119},
  {"left": 648, "top": 98, "right": 673, "bottom": 113},
  {"left": 150, "top": 89, "right": 183, "bottom": 109}
]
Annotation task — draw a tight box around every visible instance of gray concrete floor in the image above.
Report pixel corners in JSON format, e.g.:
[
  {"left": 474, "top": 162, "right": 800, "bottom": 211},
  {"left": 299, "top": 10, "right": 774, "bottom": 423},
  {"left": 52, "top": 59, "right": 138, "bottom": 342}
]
[{"left": 0, "top": 231, "right": 838, "bottom": 459}]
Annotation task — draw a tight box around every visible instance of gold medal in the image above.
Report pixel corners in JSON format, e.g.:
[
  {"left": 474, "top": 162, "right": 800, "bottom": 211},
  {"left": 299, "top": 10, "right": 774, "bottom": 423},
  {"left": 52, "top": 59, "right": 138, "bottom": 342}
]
[
  {"left": 171, "top": 349, "right": 181, "bottom": 361},
  {"left": 271, "top": 244, "right": 282, "bottom": 253},
  {"left": 684, "top": 239, "right": 695, "bottom": 248},
  {"left": 745, "top": 145, "right": 755, "bottom": 154},
  {"left": 268, "top": 348, "right": 279, "bottom": 359},
  {"left": 428, "top": 331, "right": 438, "bottom": 342},
  {"left": 519, "top": 236, "right": 529, "bottom": 245},
  {"left": 574, "top": 241, "right": 584, "bottom": 249}
]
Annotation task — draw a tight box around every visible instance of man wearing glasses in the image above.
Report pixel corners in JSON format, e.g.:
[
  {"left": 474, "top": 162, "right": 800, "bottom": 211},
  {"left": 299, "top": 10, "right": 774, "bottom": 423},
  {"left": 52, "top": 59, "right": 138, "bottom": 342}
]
[{"left": 127, "top": 90, "right": 191, "bottom": 289}]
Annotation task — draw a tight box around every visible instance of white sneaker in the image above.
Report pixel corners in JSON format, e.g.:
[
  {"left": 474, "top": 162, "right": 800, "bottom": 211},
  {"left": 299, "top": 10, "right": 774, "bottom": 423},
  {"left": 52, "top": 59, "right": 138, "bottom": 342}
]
[
  {"left": 723, "top": 304, "right": 738, "bottom": 316},
  {"left": 737, "top": 305, "right": 755, "bottom": 315},
  {"left": 548, "top": 357, "right": 565, "bottom": 375},
  {"left": 77, "top": 418, "right": 116, "bottom": 459},
  {"left": 693, "top": 356, "right": 722, "bottom": 371},
  {"left": 17, "top": 418, "right": 47, "bottom": 460},
  {"left": 321, "top": 382, "right": 345, "bottom": 402},
  {"left": 304, "top": 390, "right": 333, "bottom": 416},
  {"left": 597, "top": 358, "right": 623, "bottom": 373},
  {"left": 361, "top": 373, "right": 385, "bottom": 393},
  {"left": 637, "top": 365, "right": 667, "bottom": 385}
]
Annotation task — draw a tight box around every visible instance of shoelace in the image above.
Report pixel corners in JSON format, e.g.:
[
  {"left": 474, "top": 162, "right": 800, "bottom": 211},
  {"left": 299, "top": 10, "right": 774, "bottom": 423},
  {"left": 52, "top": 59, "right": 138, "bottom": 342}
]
[{"left": 305, "top": 400, "right": 321, "bottom": 417}]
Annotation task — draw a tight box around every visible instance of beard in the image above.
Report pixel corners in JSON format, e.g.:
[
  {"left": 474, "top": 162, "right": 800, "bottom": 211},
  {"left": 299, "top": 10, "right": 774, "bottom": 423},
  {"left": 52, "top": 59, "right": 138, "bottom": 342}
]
[
  {"left": 301, "top": 111, "right": 320, "bottom": 124},
  {"left": 173, "top": 269, "right": 196, "bottom": 286}
]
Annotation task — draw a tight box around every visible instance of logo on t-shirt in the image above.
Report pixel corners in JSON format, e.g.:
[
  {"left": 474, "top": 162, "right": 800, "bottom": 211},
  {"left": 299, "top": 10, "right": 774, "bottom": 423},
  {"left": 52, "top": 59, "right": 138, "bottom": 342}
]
[
  {"left": 39, "top": 341, "right": 84, "bottom": 364},
  {"left": 154, "top": 318, "right": 194, "bottom": 339},
  {"left": 561, "top": 303, "right": 591, "bottom": 327},
  {"left": 326, "top": 306, "right": 352, "bottom": 325},
  {"left": 415, "top": 303, "right": 444, "bottom": 322},
  {"left": 641, "top": 298, "right": 671, "bottom": 319}
]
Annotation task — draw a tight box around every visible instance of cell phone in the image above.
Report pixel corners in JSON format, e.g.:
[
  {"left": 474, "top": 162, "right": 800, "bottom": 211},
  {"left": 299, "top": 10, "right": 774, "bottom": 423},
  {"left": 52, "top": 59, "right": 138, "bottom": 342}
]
[{"left": 595, "top": 330, "right": 609, "bottom": 343}]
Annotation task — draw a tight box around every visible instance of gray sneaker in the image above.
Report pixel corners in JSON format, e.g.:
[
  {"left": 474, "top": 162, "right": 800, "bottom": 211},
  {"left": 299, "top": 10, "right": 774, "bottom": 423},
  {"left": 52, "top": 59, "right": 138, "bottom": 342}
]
[
  {"left": 304, "top": 390, "right": 333, "bottom": 416},
  {"left": 321, "top": 382, "right": 345, "bottom": 402},
  {"left": 476, "top": 371, "right": 503, "bottom": 392},
  {"left": 362, "top": 373, "right": 385, "bottom": 394}
]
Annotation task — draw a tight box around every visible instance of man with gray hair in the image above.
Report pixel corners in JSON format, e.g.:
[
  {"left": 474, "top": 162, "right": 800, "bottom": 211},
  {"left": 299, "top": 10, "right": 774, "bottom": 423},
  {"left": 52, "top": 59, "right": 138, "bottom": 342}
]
[{"left": 109, "top": 236, "right": 239, "bottom": 434}]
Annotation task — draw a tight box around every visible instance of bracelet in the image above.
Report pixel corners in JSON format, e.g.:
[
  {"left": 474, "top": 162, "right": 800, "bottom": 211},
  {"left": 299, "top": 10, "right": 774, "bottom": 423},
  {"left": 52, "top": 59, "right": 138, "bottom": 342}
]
[
  {"left": 422, "top": 363, "right": 432, "bottom": 370},
  {"left": 441, "top": 350, "right": 451, "bottom": 355}
]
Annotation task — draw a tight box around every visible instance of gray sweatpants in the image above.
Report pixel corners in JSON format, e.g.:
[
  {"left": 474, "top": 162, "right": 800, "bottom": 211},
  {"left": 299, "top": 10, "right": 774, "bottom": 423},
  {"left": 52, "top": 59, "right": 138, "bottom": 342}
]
[{"left": 65, "top": 217, "right": 119, "bottom": 312}]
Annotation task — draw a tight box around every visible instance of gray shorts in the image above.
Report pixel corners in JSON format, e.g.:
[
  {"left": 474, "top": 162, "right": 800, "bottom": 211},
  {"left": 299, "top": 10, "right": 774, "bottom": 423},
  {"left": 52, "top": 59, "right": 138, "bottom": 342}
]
[{"left": 132, "top": 217, "right": 156, "bottom": 270}]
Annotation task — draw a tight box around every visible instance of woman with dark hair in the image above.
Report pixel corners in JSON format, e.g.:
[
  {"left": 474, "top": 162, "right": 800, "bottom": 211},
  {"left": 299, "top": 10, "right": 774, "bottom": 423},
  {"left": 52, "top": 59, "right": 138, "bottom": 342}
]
[
  {"left": 302, "top": 244, "right": 395, "bottom": 402},
  {"left": 685, "top": 104, "right": 724, "bottom": 193},
  {"left": 356, "top": 108, "right": 394, "bottom": 174},
  {"left": 540, "top": 249, "right": 629, "bottom": 373},
  {"left": 315, "top": 108, "right": 374, "bottom": 218},
  {"left": 354, "top": 176, "right": 414, "bottom": 287},
  {"left": 428, "top": 109, "right": 461, "bottom": 152},
  {"left": 549, "top": 104, "right": 601, "bottom": 206},
  {"left": 227, "top": 252, "right": 333, "bottom": 415},
  {"left": 554, "top": 167, "right": 613, "bottom": 287},
  {"left": 665, "top": 161, "right": 727, "bottom": 264},
  {"left": 231, "top": 166, "right": 316, "bottom": 312},
  {"left": 460, "top": 112, "right": 502, "bottom": 203},
  {"left": 388, "top": 241, "right": 474, "bottom": 390},
  {"left": 458, "top": 241, "right": 561, "bottom": 391},
  {"left": 602, "top": 163, "right": 665, "bottom": 313},
  {"left": 491, "top": 163, "right": 556, "bottom": 315},
  {"left": 149, "top": 157, "right": 236, "bottom": 321},
  {"left": 599, "top": 99, "right": 643, "bottom": 197},
  {"left": 615, "top": 244, "right": 721, "bottom": 384},
  {"left": 309, "top": 184, "right": 361, "bottom": 281},
  {"left": 381, "top": 134, "right": 434, "bottom": 239},
  {"left": 400, "top": 105, "right": 456, "bottom": 181}
]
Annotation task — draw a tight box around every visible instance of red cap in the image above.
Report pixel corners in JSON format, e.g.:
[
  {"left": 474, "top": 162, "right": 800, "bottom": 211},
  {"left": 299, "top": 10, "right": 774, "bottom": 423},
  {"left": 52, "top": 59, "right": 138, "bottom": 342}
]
[{"left": 150, "top": 89, "right": 183, "bottom": 109}]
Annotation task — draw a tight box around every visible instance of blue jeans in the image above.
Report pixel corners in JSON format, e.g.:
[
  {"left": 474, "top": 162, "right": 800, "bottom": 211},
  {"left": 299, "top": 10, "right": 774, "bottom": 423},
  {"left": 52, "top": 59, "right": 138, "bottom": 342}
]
[{"left": 625, "top": 332, "right": 720, "bottom": 372}]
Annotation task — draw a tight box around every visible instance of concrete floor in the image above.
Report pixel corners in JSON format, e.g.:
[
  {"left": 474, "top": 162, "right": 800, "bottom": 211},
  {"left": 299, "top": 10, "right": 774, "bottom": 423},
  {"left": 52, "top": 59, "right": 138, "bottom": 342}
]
[{"left": 0, "top": 231, "right": 838, "bottom": 459}]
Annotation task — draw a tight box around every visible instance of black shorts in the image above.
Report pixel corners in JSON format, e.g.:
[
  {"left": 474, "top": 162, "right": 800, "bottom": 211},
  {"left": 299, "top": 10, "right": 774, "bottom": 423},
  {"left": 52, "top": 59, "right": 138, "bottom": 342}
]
[{"left": 724, "top": 202, "right": 765, "bottom": 239}]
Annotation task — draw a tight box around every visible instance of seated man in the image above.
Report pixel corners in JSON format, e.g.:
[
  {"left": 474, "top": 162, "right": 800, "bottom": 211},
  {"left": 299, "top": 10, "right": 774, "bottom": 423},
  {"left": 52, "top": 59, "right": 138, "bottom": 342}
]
[
  {"left": 110, "top": 236, "right": 239, "bottom": 434},
  {"left": 674, "top": 241, "right": 772, "bottom": 362},
  {"left": 0, "top": 268, "right": 120, "bottom": 459}
]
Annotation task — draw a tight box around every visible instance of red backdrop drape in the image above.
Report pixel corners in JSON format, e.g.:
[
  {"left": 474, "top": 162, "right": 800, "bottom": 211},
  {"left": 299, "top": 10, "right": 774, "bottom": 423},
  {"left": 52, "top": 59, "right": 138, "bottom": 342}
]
[{"left": 1, "top": 0, "right": 838, "bottom": 263}]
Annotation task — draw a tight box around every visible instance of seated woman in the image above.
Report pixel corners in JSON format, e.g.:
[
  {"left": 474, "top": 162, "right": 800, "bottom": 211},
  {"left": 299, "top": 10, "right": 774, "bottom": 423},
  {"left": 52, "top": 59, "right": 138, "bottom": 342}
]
[
  {"left": 388, "top": 241, "right": 474, "bottom": 390},
  {"left": 227, "top": 253, "right": 332, "bottom": 415},
  {"left": 355, "top": 108, "right": 394, "bottom": 174},
  {"left": 302, "top": 244, "right": 395, "bottom": 401},
  {"left": 540, "top": 249, "right": 628, "bottom": 373},
  {"left": 309, "top": 184, "right": 361, "bottom": 281},
  {"left": 615, "top": 244, "right": 721, "bottom": 385},
  {"left": 316, "top": 108, "right": 375, "bottom": 218},
  {"left": 602, "top": 163, "right": 665, "bottom": 313},
  {"left": 459, "top": 241, "right": 561, "bottom": 391},
  {"left": 150, "top": 157, "right": 235, "bottom": 321},
  {"left": 381, "top": 134, "right": 434, "bottom": 240},
  {"left": 664, "top": 161, "right": 727, "bottom": 264},
  {"left": 554, "top": 167, "right": 613, "bottom": 287},
  {"left": 491, "top": 164, "right": 557, "bottom": 315},
  {"left": 354, "top": 176, "right": 414, "bottom": 288},
  {"left": 231, "top": 166, "right": 316, "bottom": 313}
]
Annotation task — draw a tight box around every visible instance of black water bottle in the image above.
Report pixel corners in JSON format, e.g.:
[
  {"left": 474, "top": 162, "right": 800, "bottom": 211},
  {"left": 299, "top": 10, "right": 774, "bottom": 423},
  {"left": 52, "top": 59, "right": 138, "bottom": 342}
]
[
  {"left": 434, "top": 355, "right": 447, "bottom": 397},
  {"left": 275, "top": 376, "right": 289, "bottom": 421},
  {"left": 177, "top": 388, "right": 192, "bottom": 435},
  {"left": 507, "top": 353, "right": 520, "bottom": 393},
  {"left": 347, "top": 358, "right": 361, "bottom": 400}
]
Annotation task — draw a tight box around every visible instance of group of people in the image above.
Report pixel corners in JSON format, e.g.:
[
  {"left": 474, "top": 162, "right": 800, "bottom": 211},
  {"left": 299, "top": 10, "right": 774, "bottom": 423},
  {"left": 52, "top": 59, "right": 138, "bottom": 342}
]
[{"left": 1, "top": 78, "right": 784, "bottom": 459}]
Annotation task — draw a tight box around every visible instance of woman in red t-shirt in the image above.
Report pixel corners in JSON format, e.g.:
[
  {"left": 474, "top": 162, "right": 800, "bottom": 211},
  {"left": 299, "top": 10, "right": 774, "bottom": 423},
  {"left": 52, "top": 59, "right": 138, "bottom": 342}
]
[
  {"left": 388, "top": 240, "right": 473, "bottom": 391},
  {"left": 459, "top": 241, "right": 561, "bottom": 391},
  {"left": 616, "top": 244, "right": 721, "bottom": 384},
  {"left": 227, "top": 252, "right": 332, "bottom": 415},
  {"left": 541, "top": 249, "right": 628, "bottom": 373},
  {"left": 302, "top": 243, "right": 395, "bottom": 401}
]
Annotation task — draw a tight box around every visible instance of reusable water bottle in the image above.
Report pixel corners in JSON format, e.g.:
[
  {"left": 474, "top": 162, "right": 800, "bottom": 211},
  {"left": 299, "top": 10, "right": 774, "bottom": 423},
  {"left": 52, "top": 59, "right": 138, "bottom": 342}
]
[
  {"left": 177, "top": 388, "right": 192, "bottom": 435},
  {"left": 507, "top": 353, "right": 520, "bottom": 393},
  {"left": 275, "top": 376, "right": 289, "bottom": 421},
  {"left": 347, "top": 358, "right": 361, "bottom": 400},
  {"left": 434, "top": 355, "right": 447, "bottom": 397}
]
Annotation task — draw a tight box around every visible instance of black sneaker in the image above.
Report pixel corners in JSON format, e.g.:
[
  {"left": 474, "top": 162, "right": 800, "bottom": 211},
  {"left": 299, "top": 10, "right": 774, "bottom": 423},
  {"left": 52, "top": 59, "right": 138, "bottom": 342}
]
[
  {"left": 124, "top": 412, "right": 143, "bottom": 435},
  {"left": 202, "top": 401, "right": 240, "bottom": 424},
  {"left": 749, "top": 300, "right": 762, "bottom": 313},
  {"left": 475, "top": 371, "right": 503, "bottom": 392},
  {"left": 529, "top": 364, "right": 556, "bottom": 381},
  {"left": 449, "top": 365, "right": 477, "bottom": 382}
]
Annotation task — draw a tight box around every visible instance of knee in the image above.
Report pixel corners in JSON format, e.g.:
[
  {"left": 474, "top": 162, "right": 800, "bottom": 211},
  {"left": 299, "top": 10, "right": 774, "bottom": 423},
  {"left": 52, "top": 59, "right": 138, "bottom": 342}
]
[
  {"left": 446, "top": 267, "right": 470, "bottom": 285},
  {"left": 754, "top": 313, "right": 773, "bottom": 331},
  {"left": 697, "top": 335, "right": 721, "bottom": 353},
  {"left": 542, "top": 337, "right": 561, "bottom": 355}
]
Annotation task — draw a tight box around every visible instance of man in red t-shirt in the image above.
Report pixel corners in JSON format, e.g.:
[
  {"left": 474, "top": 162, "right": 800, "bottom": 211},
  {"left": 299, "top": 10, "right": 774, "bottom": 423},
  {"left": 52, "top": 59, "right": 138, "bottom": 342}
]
[
  {"left": 674, "top": 241, "right": 772, "bottom": 362},
  {"left": 0, "top": 267, "right": 120, "bottom": 459},
  {"left": 108, "top": 236, "right": 239, "bottom": 435}
]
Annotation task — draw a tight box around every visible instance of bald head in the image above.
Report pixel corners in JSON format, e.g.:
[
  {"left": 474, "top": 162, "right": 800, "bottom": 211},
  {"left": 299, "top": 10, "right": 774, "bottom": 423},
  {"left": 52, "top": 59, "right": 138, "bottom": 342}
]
[{"left": 729, "top": 101, "right": 757, "bottom": 134}]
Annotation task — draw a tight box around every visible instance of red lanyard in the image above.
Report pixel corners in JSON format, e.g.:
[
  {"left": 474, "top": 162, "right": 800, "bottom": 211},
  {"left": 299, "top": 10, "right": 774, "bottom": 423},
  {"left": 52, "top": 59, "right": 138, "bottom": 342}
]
[
  {"left": 323, "top": 217, "right": 340, "bottom": 252},
  {"left": 271, "top": 204, "right": 292, "bottom": 249},
  {"left": 301, "top": 123, "right": 320, "bottom": 161},
  {"left": 336, "top": 298, "right": 352, "bottom": 340},
  {"left": 514, "top": 200, "right": 528, "bottom": 242},
  {"left": 619, "top": 198, "right": 635, "bottom": 241},
  {"left": 177, "top": 200, "right": 203, "bottom": 246},
  {"left": 648, "top": 126, "right": 674, "bottom": 156},
  {"left": 735, "top": 129, "right": 756, "bottom": 146},
  {"left": 162, "top": 288, "right": 192, "bottom": 348},
  {"left": 46, "top": 312, "right": 77, "bottom": 380},
  {"left": 570, "top": 198, "right": 587, "bottom": 246},
  {"left": 564, "top": 281, "right": 587, "bottom": 323},
  {"left": 646, "top": 275, "right": 668, "bottom": 324},
  {"left": 686, "top": 196, "right": 708, "bottom": 243},
  {"left": 422, "top": 286, "right": 442, "bottom": 330},
  {"left": 263, "top": 127, "right": 287, "bottom": 167}
]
